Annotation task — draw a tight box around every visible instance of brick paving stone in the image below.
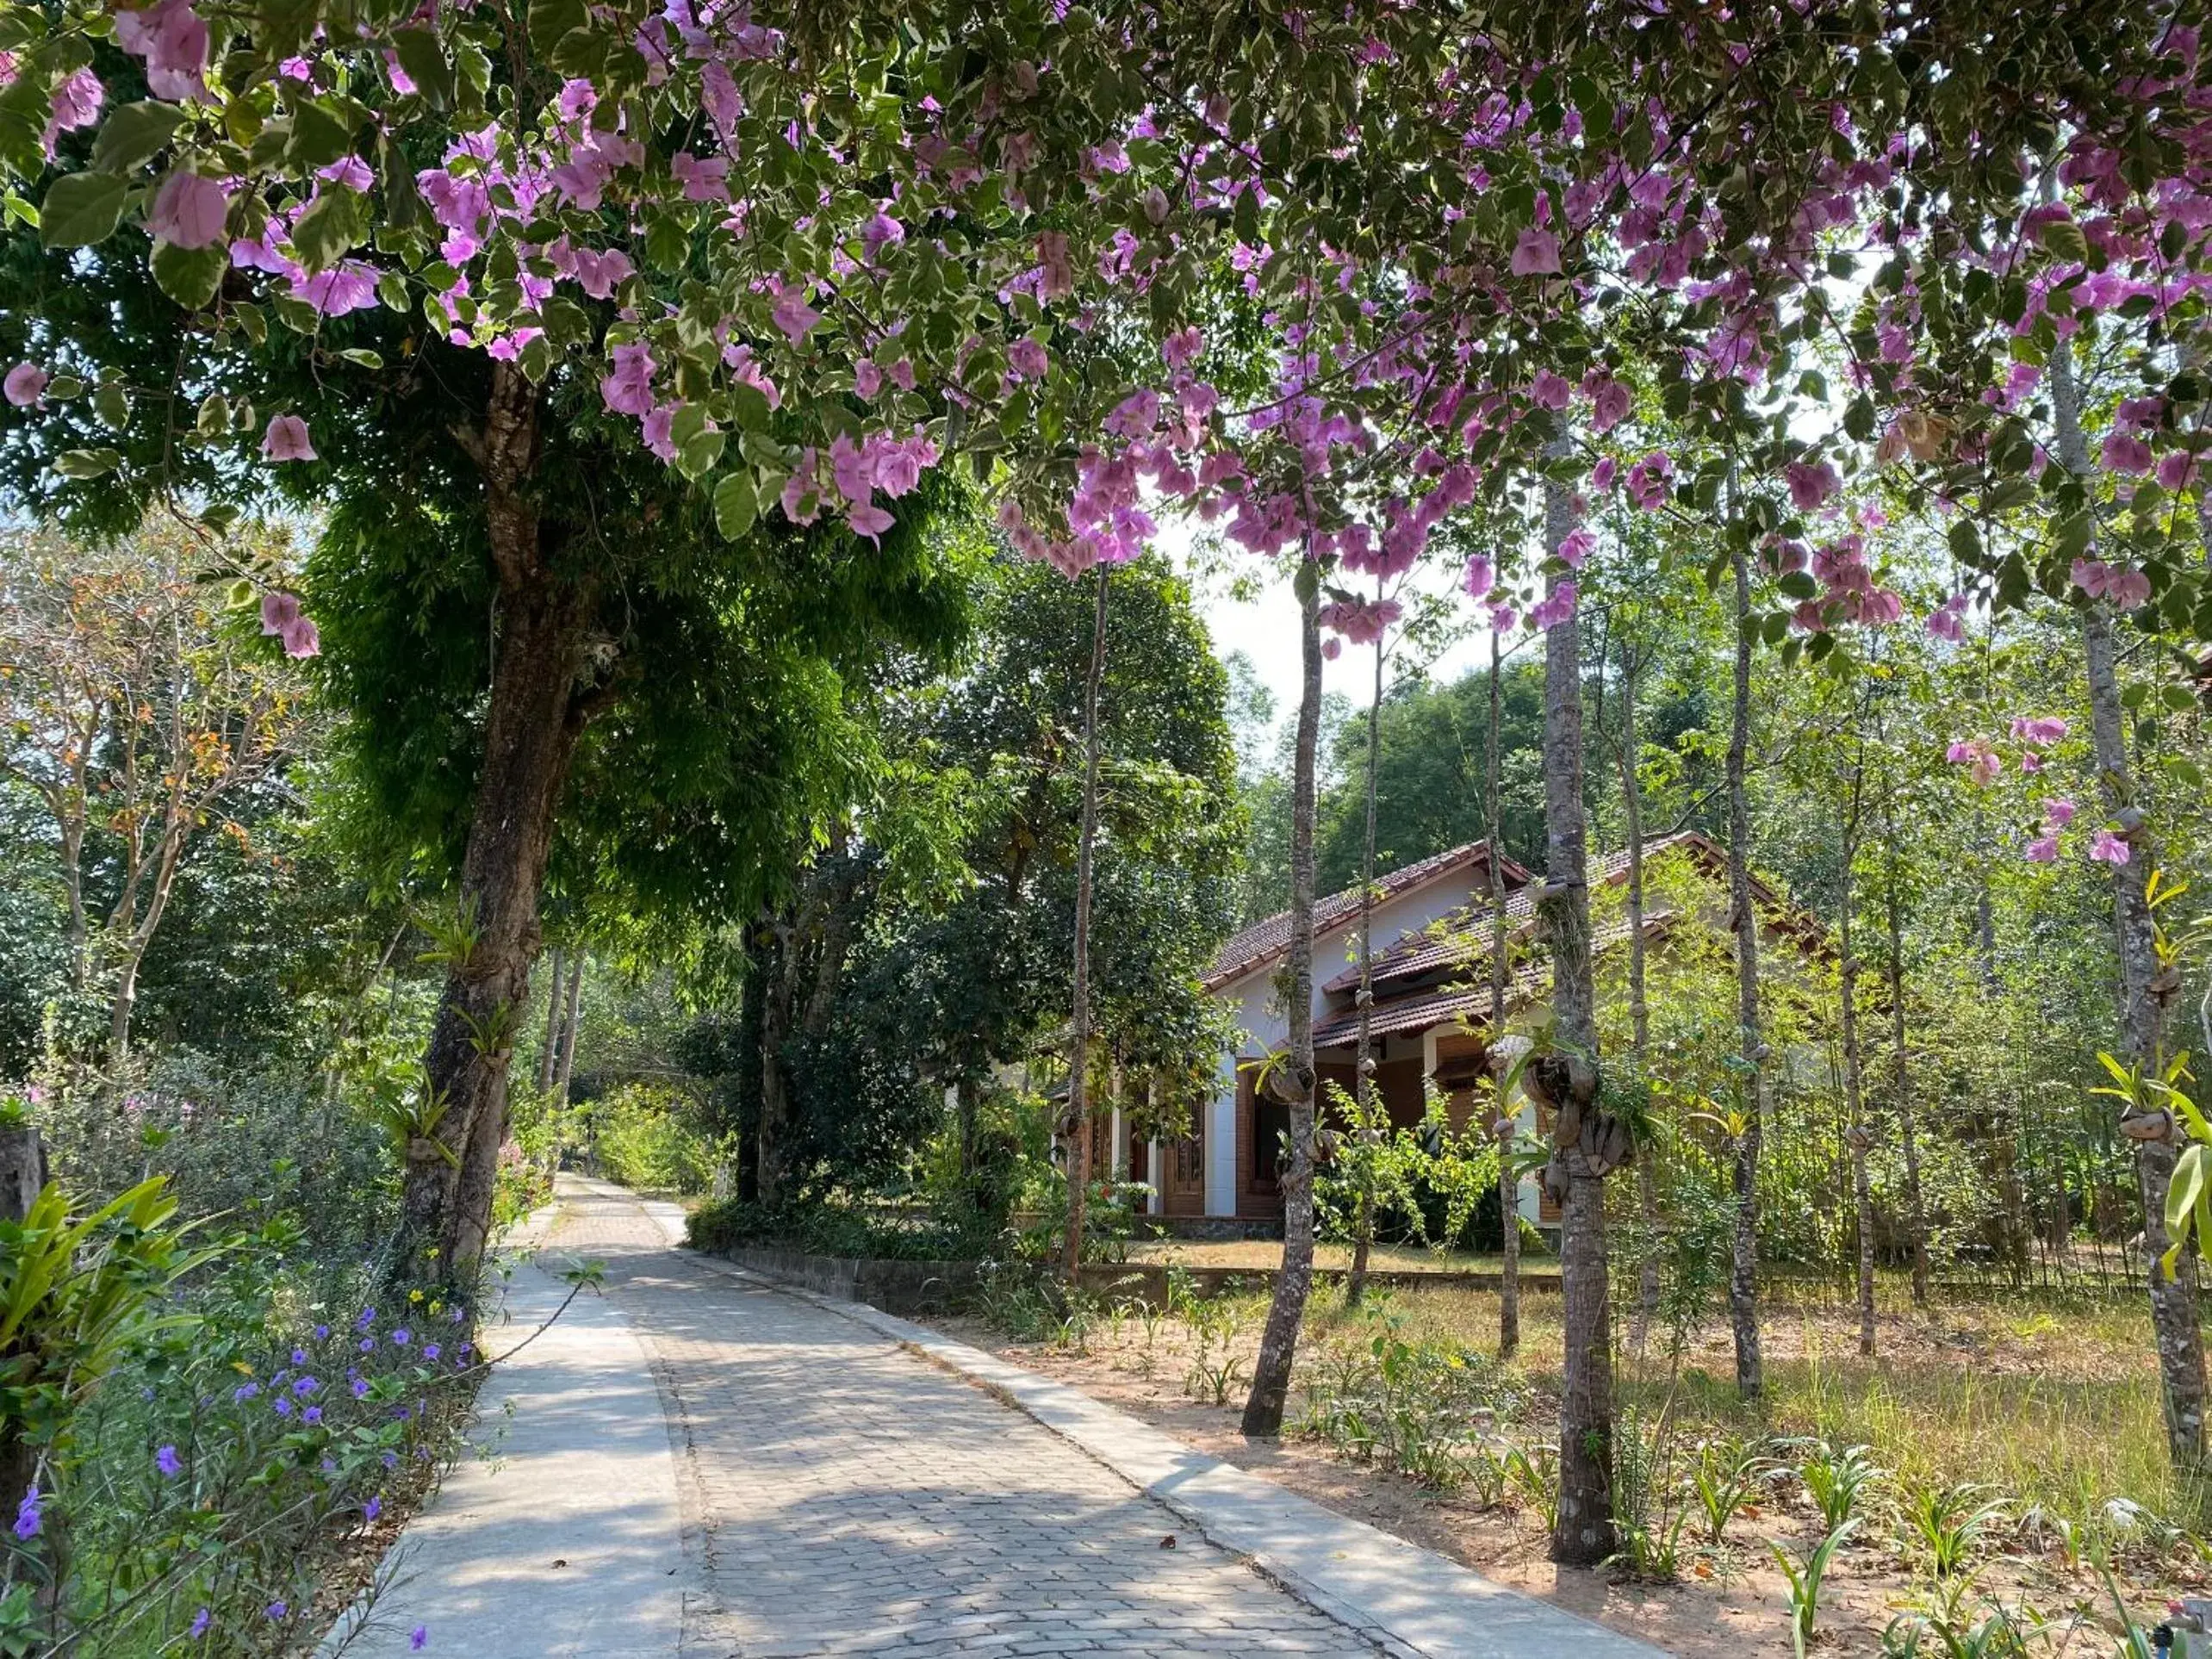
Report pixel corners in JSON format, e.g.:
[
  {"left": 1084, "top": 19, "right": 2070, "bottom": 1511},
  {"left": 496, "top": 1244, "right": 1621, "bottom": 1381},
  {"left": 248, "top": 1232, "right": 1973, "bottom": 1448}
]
[{"left": 543, "top": 1183, "right": 1381, "bottom": 1659}]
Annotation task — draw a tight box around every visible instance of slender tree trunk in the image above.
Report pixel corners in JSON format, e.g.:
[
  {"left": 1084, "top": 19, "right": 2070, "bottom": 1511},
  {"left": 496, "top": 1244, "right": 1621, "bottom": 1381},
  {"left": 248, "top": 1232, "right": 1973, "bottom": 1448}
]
[
  {"left": 537, "top": 947, "right": 566, "bottom": 1094},
  {"left": 1618, "top": 638, "right": 1660, "bottom": 1354},
  {"left": 108, "top": 815, "right": 188, "bottom": 1058},
  {"left": 403, "top": 363, "right": 596, "bottom": 1280},
  {"left": 1241, "top": 563, "right": 1323, "bottom": 1438},
  {"left": 757, "top": 911, "right": 796, "bottom": 1204},
  {"left": 1062, "top": 565, "right": 1111, "bottom": 1282},
  {"left": 0, "top": 1127, "right": 44, "bottom": 1533},
  {"left": 1345, "top": 606, "right": 1385, "bottom": 1310},
  {"left": 1536, "top": 455, "right": 1617, "bottom": 1566},
  {"left": 1487, "top": 631, "right": 1519, "bottom": 1359},
  {"left": 555, "top": 954, "right": 583, "bottom": 1108},
  {"left": 1724, "top": 543, "right": 1765, "bottom": 1401},
  {"left": 2054, "top": 338, "right": 2206, "bottom": 1466},
  {"left": 1838, "top": 754, "right": 1875, "bottom": 1357},
  {"left": 1882, "top": 861, "right": 1932, "bottom": 1305}
]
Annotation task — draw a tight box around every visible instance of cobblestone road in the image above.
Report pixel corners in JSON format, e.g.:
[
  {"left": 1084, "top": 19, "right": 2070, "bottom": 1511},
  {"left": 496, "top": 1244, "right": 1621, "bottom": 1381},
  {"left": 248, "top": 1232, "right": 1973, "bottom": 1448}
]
[{"left": 544, "top": 1182, "right": 1382, "bottom": 1659}]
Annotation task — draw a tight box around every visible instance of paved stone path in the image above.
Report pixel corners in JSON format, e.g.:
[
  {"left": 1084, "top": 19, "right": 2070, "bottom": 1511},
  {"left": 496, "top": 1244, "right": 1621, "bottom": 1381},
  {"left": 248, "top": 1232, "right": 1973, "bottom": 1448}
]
[{"left": 544, "top": 1180, "right": 1383, "bottom": 1658}]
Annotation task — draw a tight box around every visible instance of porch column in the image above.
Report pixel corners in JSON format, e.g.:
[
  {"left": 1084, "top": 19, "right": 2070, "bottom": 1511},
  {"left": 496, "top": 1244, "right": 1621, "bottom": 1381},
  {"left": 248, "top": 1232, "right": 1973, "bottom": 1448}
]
[
  {"left": 1146, "top": 1140, "right": 1164, "bottom": 1214},
  {"left": 1204, "top": 1053, "right": 1239, "bottom": 1217},
  {"left": 1108, "top": 1099, "right": 1126, "bottom": 1180}
]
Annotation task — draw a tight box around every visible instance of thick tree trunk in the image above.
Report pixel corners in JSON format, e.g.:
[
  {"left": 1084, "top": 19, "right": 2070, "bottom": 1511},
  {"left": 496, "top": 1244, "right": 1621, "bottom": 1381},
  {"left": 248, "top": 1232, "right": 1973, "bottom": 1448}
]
[
  {"left": 1838, "top": 757, "right": 1875, "bottom": 1357},
  {"left": 1618, "top": 638, "right": 1661, "bottom": 1353},
  {"left": 1882, "top": 864, "right": 1932, "bottom": 1305},
  {"left": 1062, "top": 566, "right": 1110, "bottom": 1281},
  {"left": 404, "top": 363, "right": 593, "bottom": 1280},
  {"left": 1345, "top": 610, "right": 1385, "bottom": 1310},
  {"left": 1241, "top": 566, "right": 1323, "bottom": 1438},
  {"left": 1724, "top": 544, "right": 1764, "bottom": 1401},
  {"left": 536, "top": 947, "right": 566, "bottom": 1095},
  {"left": 1537, "top": 460, "right": 1616, "bottom": 1567},
  {"left": 2054, "top": 339, "right": 2206, "bottom": 1466},
  {"left": 1487, "top": 631, "right": 1519, "bottom": 1358}
]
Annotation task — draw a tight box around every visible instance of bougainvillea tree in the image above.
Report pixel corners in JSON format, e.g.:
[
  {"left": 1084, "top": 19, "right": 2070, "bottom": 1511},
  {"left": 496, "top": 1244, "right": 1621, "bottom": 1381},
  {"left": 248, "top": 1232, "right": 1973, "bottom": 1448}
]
[{"left": 8, "top": 0, "right": 2212, "bottom": 1553}]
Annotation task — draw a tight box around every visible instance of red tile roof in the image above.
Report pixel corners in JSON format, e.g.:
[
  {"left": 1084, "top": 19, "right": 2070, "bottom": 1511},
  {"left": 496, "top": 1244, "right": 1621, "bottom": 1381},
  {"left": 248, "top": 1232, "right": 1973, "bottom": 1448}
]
[{"left": 1202, "top": 841, "right": 1527, "bottom": 991}]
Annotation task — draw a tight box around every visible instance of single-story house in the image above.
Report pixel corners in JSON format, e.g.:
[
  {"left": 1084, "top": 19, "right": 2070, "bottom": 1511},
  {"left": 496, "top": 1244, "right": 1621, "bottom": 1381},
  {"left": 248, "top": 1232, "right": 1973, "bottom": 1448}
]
[{"left": 1103, "top": 830, "right": 1817, "bottom": 1234}]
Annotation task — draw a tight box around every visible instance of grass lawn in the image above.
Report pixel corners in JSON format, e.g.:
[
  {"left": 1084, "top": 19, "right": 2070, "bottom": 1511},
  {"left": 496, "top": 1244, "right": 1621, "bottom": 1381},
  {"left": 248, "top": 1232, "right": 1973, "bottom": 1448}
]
[{"left": 1122, "top": 1238, "right": 1549, "bottom": 1273}]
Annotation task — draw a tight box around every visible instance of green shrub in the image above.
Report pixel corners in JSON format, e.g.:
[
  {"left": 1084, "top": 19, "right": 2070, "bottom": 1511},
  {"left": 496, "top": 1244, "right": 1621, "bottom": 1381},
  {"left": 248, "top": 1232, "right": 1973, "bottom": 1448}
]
[{"left": 592, "top": 1082, "right": 717, "bottom": 1196}]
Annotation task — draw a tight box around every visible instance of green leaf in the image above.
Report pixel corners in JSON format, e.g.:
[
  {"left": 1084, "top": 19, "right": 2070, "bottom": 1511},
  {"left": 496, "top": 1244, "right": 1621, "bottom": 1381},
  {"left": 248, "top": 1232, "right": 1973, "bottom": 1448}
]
[
  {"left": 712, "top": 471, "right": 758, "bottom": 539},
  {"left": 391, "top": 28, "right": 457, "bottom": 109},
  {"left": 38, "top": 171, "right": 128, "bottom": 248},
  {"left": 2168, "top": 1145, "right": 2204, "bottom": 1242},
  {"left": 151, "top": 239, "right": 226, "bottom": 308},
  {"left": 291, "top": 187, "right": 367, "bottom": 271},
  {"left": 2038, "top": 217, "right": 2090, "bottom": 264},
  {"left": 1947, "top": 519, "right": 1983, "bottom": 563},
  {"left": 284, "top": 99, "right": 356, "bottom": 172},
  {"left": 1778, "top": 570, "right": 1818, "bottom": 601},
  {"left": 530, "top": 0, "right": 589, "bottom": 54},
  {"left": 90, "top": 383, "right": 129, "bottom": 429},
  {"left": 52, "top": 447, "right": 122, "bottom": 479},
  {"left": 677, "top": 426, "right": 726, "bottom": 481},
  {"left": 90, "top": 101, "right": 184, "bottom": 174},
  {"left": 338, "top": 347, "right": 385, "bottom": 370}
]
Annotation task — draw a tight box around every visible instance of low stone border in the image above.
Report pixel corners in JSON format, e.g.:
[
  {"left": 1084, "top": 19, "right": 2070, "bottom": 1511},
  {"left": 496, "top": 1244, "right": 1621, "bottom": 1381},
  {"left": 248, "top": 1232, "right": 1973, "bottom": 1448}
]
[{"left": 683, "top": 1250, "right": 1662, "bottom": 1659}]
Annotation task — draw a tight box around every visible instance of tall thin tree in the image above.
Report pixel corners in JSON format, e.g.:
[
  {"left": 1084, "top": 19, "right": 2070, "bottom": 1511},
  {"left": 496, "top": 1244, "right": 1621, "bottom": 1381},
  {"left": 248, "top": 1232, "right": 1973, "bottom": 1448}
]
[
  {"left": 1837, "top": 731, "right": 1876, "bottom": 1358},
  {"left": 1242, "top": 559, "right": 1325, "bottom": 1438},
  {"left": 1724, "top": 533, "right": 1766, "bottom": 1402},
  {"left": 1487, "top": 627, "right": 1520, "bottom": 1359},
  {"left": 1615, "top": 628, "right": 1661, "bottom": 1353},
  {"left": 1345, "top": 587, "right": 1387, "bottom": 1310},
  {"left": 2051, "top": 339, "right": 2206, "bottom": 1465},
  {"left": 537, "top": 945, "right": 566, "bottom": 1096},
  {"left": 1061, "top": 563, "right": 1113, "bottom": 1282},
  {"left": 1538, "top": 457, "right": 1622, "bottom": 1565}
]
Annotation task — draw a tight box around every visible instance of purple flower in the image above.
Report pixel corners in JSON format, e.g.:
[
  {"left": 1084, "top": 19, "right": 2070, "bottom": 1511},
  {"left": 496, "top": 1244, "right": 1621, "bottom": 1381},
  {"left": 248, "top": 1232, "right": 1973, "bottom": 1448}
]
[
  {"left": 357, "top": 1308, "right": 376, "bottom": 1330},
  {"left": 293, "top": 1349, "right": 308, "bottom": 1366},
  {"left": 156, "top": 1445, "right": 181, "bottom": 1478},
  {"left": 363, "top": 1496, "right": 382, "bottom": 1523},
  {"left": 412, "top": 1626, "right": 429, "bottom": 1650},
  {"left": 294, "top": 1376, "right": 320, "bottom": 1397},
  {"left": 190, "top": 1607, "right": 210, "bottom": 1637},
  {"left": 352, "top": 1378, "right": 370, "bottom": 1399},
  {"left": 274, "top": 1397, "right": 293, "bottom": 1418},
  {"left": 4, "top": 363, "right": 48, "bottom": 407},
  {"left": 266, "top": 1601, "right": 287, "bottom": 1622},
  {"left": 391, "top": 1328, "right": 411, "bottom": 1347},
  {"left": 314, "top": 1325, "right": 330, "bottom": 1341},
  {"left": 1509, "top": 226, "right": 1562, "bottom": 276},
  {"left": 13, "top": 1487, "right": 40, "bottom": 1541},
  {"left": 422, "top": 1343, "right": 441, "bottom": 1361},
  {"left": 234, "top": 1382, "right": 261, "bottom": 1403},
  {"left": 361, "top": 1339, "right": 376, "bottom": 1354},
  {"left": 449, "top": 1307, "right": 464, "bottom": 1324},
  {"left": 303, "top": 1407, "right": 322, "bottom": 1425}
]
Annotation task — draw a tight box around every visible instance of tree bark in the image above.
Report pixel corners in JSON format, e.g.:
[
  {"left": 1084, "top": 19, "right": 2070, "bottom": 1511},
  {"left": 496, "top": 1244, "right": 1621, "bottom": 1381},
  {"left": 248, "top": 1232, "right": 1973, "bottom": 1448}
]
[
  {"left": 1881, "top": 860, "right": 1932, "bottom": 1305},
  {"left": 537, "top": 947, "right": 566, "bottom": 1095},
  {"left": 1724, "top": 543, "right": 1765, "bottom": 1402},
  {"left": 555, "top": 954, "right": 584, "bottom": 1108},
  {"left": 1838, "top": 751, "right": 1875, "bottom": 1358},
  {"left": 757, "top": 909, "right": 797, "bottom": 1204},
  {"left": 2054, "top": 337, "right": 2206, "bottom": 1466},
  {"left": 1345, "top": 601, "right": 1385, "bottom": 1311},
  {"left": 1241, "top": 564, "right": 1323, "bottom": 1438},
  {"left": 107, "top": 815, "right": 187, "bottom": 1058},
  {"left": 1618, "top": 634, "right": 1661, "bottom": 1354},
  {"left": 1062, "top": 565, "right": 1111, "bottom": 1282},
  {"left": 1537, "top": 459, "right": 1616, "bottom": 1567},
  {"left": 1487, "top": 630, "right": 1520, "bottom": 1358},
  {"left": 403, "top": 363, "right": 594, "bottom": 1280}
]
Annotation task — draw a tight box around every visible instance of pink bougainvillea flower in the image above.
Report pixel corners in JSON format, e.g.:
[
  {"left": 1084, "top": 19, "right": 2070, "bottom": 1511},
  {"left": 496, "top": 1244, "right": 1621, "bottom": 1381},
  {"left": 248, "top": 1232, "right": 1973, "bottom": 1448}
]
[
  {"left": 1625, "top": 450, "right": 1674, "bottom": 510},
  {"left": 599, "top": 343, "right": 655, "bottom": 417},
  {"left": 1461, "top": 555, "right": 1494, "bottom": 601},
  {"left": 2024, "top": 834, "right": 2061, "bottom": 863},
  {"left": 1529, "top": 579, "right": 1578, "bottom": 631},
  {"left": 147, "top": 171, "right": 231, "bottom": 249},
  {"left": 2090, "top": 829, "right": 2131, "bottom": 865},
  {"left": 1785, "top": 458, "right": 1840, "bottom": 512},
  {"left": 259, "top": 591, "right": 320, "bottom": 657},
  {"left": 1530, "top": 370, "right": 1571, "bottom": 410},
  {"left": 854, "top": 361, "right": 882, "bottom": 401},
  {"left": 1006, "top": 339, "right": 1049, "bottom": 382},
  {"left": 2101, "top": 432, "right": 2153, "bottom": 474},
  {"left": 1945, "top": 738, "right": 2001, "bottom": 786},
  {"left": 114, "top": 0, "right": 210, "bottom": 101},
  {"left": 4, "top": 363, "right": 48, "bottom": 407},
  {"left": 1588, "top": 378, "right": 1631, "bottom": 433},
  {"left": 2010, "top": 715, "right": 2068, "bottom": 745},
  {"left": 770, "top": 288, "right": 820, "bottom": 345},
  {"left": 1926, "top": 594, "right": 1966, "bottom": 642},
  {"left": 259, "top": 414, "right": 316, "bottom": 462},
  {"left": 1556, "top": 527, "right": 1595, "bottom": 569},
  {"left": 1591, "top": 456, "right": 1618, "bottom": 491},
  {"left": 1509, "top": 227, "right": 1562, "bottom": 276},
  {"left": 2043, "top": 798, "right": 2077, "bottom": 829},
  {"left": 641, "top": 404, "right": 680, "bottom": 463},
  {"left": 1162, "top": 326, "right": 1204, "bottom": 370}
]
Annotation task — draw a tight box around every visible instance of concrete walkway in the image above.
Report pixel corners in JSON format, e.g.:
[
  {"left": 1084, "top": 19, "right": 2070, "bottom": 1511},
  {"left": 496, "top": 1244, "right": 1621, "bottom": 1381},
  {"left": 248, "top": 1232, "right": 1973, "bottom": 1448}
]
[{"left": 340, "top": 1177, "right": 1664, "bottom": 1659}]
